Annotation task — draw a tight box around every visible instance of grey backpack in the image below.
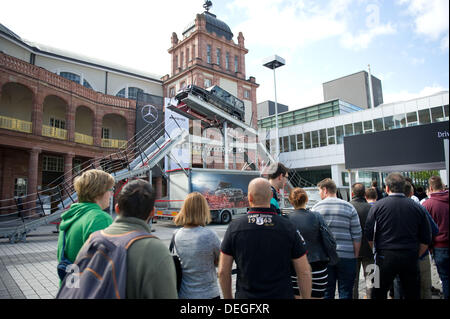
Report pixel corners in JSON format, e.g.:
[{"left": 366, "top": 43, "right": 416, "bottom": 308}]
[{"left": 56, "top": 230, "right": 156, "bottom": 299}]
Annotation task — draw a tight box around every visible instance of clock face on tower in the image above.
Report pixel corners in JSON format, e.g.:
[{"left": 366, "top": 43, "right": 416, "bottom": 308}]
[{"left": 141, "top": 104, "right": 159, "bottom": 124}]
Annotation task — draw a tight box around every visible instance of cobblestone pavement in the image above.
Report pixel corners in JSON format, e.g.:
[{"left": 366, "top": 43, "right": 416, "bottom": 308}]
[{"left": 0, "top": 218, "right": 444, "bottom": 299}]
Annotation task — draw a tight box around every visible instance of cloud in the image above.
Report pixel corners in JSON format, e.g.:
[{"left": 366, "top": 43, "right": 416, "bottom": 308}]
[
  {"left": 399, "top": 0, "right": 449, "bottom": 49},
  {"left": 410, "top": 57, "right": 425, "bottom": 65},
  {"left": 441, "top": 34, "right": 449, "bottom": 51},
  {"left": 228, "top": 0, "right": 349, "bottom": 50},
  {"left": 229, "top": 0, "right": 397, "bottom": 53},
  {"left": 377, "top": 71, "right": 395, "bottom": 82},
  {"left": 340, "top": 23, "right": 397, "bottom": 50},
  {"left": 383, "top": 85, "right": 448, "bottom": 103}
]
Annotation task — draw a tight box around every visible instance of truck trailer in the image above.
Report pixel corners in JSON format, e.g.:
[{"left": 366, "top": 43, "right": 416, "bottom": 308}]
[{"left": 155, "top": 168, "right": 260, "bottom": 224}]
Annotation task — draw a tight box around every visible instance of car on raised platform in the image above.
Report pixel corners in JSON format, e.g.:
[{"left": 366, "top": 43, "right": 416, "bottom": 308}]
[{"left": 175, "top": 84, "right": 245, "bottom": 122}]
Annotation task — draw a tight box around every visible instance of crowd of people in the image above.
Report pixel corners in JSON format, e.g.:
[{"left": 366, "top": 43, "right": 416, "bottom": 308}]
[{"left": 55, "top": 165, "right": 448, "bottom": 299}]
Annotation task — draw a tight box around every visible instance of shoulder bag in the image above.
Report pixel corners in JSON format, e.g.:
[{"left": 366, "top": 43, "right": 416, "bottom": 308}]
[
  {"left": 169, "top": 230, "right": 182, "bottom": 292},
  {"left": 315, "top": 213, "right": 339, "bottom": 266}
]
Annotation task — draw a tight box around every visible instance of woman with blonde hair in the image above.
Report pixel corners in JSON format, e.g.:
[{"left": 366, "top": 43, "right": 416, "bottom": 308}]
[
  {"left": 57, "top": 169, "right": 115, "bottom": 280},
  {"left": 172, "top": 192, "right": 221, "bottom": 299}
]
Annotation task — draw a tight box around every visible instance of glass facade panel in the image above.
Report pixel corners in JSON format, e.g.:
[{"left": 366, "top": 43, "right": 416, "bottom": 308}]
[
  {"left": 327, "top": 127, "right": 335, "bottom": 145},
  {"left": 344, "top": 123, "right": 353, "bottom": 136},
  {"left": 363, "top": 120, "right": 373, "bottom": 133},
  {"left": 444, "top": 105, "right": 449, "bottom": 120},
  {"left": 373, "top": 118, "right": 384, "bottom": 132},
  {"left": 431, "top": 106, "right": 444, "bottom": 122},
  {"left": 255, "top": 99, "right": 363, "bottom": 129},
  {"left": 341, "top": 171, "right": 349, "bottom": 186},
  {"left": 304, "top": 132, "right": 311, "bottom": 149},
  {"left": 311, "top": 131, "right": 319, "bottom": 148},
  {"left": 319, "top": 111, "right": 334, "bottom": 119},
  {"left": 384, "top": 116, "right": 394, "bottom": 130},
  {"left": 319, "top": 129, "right": 327, "bottom": 147},
  {"left": 418, "top": 109, "right": 431, "bottom": 124},
  {"left": 406, "top": 111, "right": 418, "bottom": 126},
  {"left": 393, "top": 113, "right": 406, "bottom": 128},
  {"left": 358, "top": 171, "right": 380, "bottom": 187},
  {"left": 296, "top": 134, "right": 303, "bottom": 150},
  {"left": 306, "top": 114, "right": 319, "bottom": 122},
  {"left": 290, "top": 135, "right": 296, "bottom": 151},
  {"left": 336, "top": 126, "right": 344, "bottom": 144},
  {"left": 354, "top": 122, "right": 363, "bottom": 135},
  {"left": 283, "top": 136, "right": 289, "bottom": 152}
]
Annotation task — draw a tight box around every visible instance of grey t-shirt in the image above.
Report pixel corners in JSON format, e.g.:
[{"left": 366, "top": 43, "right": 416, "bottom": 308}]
[{"left": 174, "top": 226, "right": 221, "bottom": 299}]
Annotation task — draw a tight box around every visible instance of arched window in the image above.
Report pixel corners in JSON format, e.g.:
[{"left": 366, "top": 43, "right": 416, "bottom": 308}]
[
  {"left": 128, "top": 87, "right": 143, "bottom": 100},
  {"left": 115, "top": 87, "right": 144, "bottom": 100},
  {"left": 83, "top": 79, "right": 93, "bottom": 89},
  {"left": 116, "top": 88, "right": 126, "bottom": 98},
  {"left": 60, "top": 72, "right": 80, "bottom": 83},
  {"left": 60, "top": 71, "right": 93, "bottom": 89}
]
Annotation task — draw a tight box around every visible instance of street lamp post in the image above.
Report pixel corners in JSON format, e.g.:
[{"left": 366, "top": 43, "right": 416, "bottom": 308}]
[{"left": 263, "top": 55, "right": 285, "bottom": 161}]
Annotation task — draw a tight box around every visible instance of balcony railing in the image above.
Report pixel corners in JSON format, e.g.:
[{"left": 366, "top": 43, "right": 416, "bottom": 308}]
[
  {"left": 101, "top": 138, "right": 127, "bottom": 149},
  {"left": 0, "top": 115, "right": 32, "bottom": 133},
  {"left": 42, "top": 125, "right": 67, "bottom": 140},
  {"left": 0, "top": 52, "right": 136, "bottom": 109},
  {"left": 75, "top": 132, "right": 94, "bottom": 145}
]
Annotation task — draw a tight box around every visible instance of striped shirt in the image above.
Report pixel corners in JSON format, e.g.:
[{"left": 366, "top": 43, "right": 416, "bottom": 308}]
[{"left": 312, "top": 197, "right": 362, "bottom": 259}]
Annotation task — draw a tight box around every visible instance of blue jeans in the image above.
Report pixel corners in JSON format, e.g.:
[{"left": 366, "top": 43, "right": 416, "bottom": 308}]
[
  {"left": 324, "top": 258, "right": 357, "bottom": 299},
  {"left": 433, "top": 248, "right": 449, "bottom": 299}
]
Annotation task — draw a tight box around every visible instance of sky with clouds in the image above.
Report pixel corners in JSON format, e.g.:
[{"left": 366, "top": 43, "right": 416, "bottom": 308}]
[{"left": 0, "top": 0, "right": 448, "bottom": 110}]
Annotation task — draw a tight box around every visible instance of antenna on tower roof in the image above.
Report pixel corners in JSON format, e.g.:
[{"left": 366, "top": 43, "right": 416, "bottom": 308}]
[{"left": 203, "top": 0, "right": 212, "bottom": 12}]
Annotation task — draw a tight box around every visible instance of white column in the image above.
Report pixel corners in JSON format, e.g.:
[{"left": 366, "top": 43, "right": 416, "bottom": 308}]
[
  {"left": 331, "top": 164, "right": 347, "bottom": 187},
  {"left": 224, "top": 121, "right": 229, "bottom": 169}
]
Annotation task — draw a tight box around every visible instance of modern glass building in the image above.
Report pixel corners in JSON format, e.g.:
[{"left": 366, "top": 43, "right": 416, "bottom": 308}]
[
  {"left": 258, "top": 99, "right": 362, "bottom": 130},
  {"left": 260, "top": 91, "right": 449, "bottom": 187}
]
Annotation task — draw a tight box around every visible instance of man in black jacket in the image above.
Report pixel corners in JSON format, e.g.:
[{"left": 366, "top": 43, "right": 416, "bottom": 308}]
[
  {"left": 350, "top": 183, "right": 373, "bottom": 299},
  {"left": 365, "top": 173, "right": 432, "bottom": 299}
]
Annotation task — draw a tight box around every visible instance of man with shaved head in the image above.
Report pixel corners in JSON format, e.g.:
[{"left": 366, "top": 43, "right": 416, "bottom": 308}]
[
  {"left": 247, "top": 177, "right": 273, "bottom": 206},
  {"left": 218, "top": 178, "right": 312, "bottom": 299}
]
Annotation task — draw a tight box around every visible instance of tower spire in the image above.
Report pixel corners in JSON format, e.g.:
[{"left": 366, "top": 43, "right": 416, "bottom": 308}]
[{"left": 203, "top": 0, "right": 212, "bottom": 12}]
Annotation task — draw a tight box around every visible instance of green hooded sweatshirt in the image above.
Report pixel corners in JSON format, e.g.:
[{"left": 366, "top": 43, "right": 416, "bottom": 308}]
[{"left": 57, "top": 202, "right": 113, "bottom": 264}]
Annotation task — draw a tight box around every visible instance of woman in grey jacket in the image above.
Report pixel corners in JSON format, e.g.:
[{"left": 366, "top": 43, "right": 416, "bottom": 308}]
[
  {"left": 288, "top": 188, "right": 330, "bottom": 299},
  {"left": 173, "top": 192, "right": 221, "bottom": 299}
]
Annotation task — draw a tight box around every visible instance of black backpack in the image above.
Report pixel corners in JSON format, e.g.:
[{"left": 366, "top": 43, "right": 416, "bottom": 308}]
[{"left": 56, "top": 230, "right": 156, "bottom": 299}]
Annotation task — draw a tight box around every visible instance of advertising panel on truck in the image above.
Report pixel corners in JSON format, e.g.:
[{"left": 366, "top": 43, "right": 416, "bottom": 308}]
[
  {"left": 157, "top": 168, "right": 260, "bottom": 223},
  {"left": 190, "top": 169, "right": 259, "bottom": 210}
]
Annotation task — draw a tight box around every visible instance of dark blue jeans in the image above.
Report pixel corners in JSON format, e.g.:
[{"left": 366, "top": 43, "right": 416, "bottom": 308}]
[
  {"left": 324, "top": 258, "right": 357, "bottom": 299},
  {"left": 433, "top": 248, "right": 449, "bottom": 299}
]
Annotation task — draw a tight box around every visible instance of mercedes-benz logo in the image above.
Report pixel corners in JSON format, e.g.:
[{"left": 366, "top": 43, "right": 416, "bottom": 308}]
[{"left": 141, "top": 104, "right": 159, "bottom": 124}]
